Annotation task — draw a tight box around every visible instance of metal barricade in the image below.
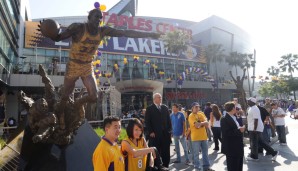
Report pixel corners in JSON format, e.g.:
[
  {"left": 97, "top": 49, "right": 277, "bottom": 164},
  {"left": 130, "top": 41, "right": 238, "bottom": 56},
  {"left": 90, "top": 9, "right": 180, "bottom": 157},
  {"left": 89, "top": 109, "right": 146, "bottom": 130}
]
[{"left": 0, "top": 128, "right": 21, "bottom": 171}]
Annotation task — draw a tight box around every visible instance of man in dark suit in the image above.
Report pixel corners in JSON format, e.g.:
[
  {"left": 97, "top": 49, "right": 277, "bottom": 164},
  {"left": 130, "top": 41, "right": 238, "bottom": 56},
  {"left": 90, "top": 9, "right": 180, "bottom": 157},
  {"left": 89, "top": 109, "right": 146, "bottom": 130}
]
[
  {"left": 221, "top": 101, "right": 245, "bottom": 171},
  {"left": 145, "top": 93, "right": 172, "bottom": 169}
]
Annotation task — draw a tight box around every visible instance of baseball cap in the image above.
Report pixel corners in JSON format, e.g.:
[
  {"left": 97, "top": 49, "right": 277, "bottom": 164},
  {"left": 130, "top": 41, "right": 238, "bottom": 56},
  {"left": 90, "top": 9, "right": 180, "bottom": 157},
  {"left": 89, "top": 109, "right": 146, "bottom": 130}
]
[
  {"left": 265, "top": 97, "right": 270, "bottom": 100},
  {"left": 191, "top": 102, "right": 200, "bottom": 108},
  {"left": 247, "top": 97, "right": 257, "bottom": 103}
]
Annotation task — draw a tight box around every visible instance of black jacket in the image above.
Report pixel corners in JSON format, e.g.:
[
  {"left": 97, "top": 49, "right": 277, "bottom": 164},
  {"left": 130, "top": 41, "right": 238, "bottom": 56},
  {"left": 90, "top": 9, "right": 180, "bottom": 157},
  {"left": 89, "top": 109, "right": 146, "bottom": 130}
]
[
  {"left": 221, "top": 114, "right": 244, "bottom": 157},
  {"left": 258, "top": 105, "right": 270, "bottom": 122},
  {"left": 145, "top": 104, "right": 172, "bottom": 140}
]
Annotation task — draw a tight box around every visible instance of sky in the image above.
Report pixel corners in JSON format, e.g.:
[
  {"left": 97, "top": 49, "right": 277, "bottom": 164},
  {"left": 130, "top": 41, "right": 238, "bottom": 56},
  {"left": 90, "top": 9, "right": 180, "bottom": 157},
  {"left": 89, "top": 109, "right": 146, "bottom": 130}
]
[{"left": 28, "top": 0, "right": 298, "bottom": 78}]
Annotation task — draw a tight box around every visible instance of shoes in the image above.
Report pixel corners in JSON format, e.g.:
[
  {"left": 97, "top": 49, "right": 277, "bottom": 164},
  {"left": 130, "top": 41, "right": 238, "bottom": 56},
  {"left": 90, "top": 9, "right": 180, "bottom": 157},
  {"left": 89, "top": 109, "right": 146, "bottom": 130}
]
[
  {"left": 172, "top": 160, "right": 181, "bottom": 163},
  {"left": 158, "top": 166, "right": 169, "bottom": 171},
  {"left": 280, "top": 143, "right": 287, "bottom": 146},
  {"left": 272, "top": 151, "right": 279, "bottom": 161},
  {"left": 185, "top": 160, "right": 191, "bottom": 165},
  {"left": 246, "top": 156, "right": 259, "bottom": 161},
  {"left": 204, "top": 168, "right": 215, "bottom": 171}
]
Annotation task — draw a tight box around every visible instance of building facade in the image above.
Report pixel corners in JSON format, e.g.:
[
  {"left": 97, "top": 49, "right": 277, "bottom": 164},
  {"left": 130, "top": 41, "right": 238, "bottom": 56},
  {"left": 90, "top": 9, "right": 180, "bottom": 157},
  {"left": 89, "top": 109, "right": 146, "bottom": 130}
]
[
  {"left": 0, "top": 0, "right": 32, "bottom": 123},
  {"left": 5, "top": 0, "right": 255, "bottom": 121}
]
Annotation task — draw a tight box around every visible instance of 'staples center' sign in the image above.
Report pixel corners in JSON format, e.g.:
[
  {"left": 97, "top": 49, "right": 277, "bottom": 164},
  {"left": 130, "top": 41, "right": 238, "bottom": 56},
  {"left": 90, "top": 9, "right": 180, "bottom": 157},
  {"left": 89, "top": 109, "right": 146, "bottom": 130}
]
[{"left": 102, "top": 12, "right": 192, "bottom": 35}]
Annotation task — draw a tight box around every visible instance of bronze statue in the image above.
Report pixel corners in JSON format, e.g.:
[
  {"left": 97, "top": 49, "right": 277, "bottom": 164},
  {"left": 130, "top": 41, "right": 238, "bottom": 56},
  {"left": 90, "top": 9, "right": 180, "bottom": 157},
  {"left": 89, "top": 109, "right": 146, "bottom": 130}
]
[
  {"left": 19, "top": 65, "right": 86, "bottom": 145},
  {"left": 39, "top": 8, "right": 160, "bottom": 129},
  {"left": 229, "top": 68, "right": 247, "bottom": 111}
]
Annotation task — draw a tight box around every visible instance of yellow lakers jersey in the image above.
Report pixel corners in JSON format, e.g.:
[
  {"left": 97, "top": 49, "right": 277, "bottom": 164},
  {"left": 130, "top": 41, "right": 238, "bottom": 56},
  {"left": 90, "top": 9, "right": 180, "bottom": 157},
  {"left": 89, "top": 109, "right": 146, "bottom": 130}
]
[
  {"left": 70, "top": 24, "right": 101, "bottom": 62},
  {"left": 122, "top": 138, "right": 147, "bottom": 171},
  {"left": 93, "top": 137, "right": 125, "bottom": 171}
]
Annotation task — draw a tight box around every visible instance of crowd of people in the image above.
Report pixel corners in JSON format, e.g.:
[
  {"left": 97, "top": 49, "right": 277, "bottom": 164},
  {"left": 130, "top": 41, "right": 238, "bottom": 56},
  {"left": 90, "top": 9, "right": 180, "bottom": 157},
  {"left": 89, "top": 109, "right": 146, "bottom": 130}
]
[{"left": 92, "top": 93, "right": 290, "bottom": 171}]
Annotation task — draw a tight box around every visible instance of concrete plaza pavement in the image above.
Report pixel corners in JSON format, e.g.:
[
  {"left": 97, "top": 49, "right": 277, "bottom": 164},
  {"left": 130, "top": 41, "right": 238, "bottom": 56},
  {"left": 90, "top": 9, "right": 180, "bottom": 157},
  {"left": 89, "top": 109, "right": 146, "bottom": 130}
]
[{"left": 167, "top": 116, "right": 298, "bottom": 171}]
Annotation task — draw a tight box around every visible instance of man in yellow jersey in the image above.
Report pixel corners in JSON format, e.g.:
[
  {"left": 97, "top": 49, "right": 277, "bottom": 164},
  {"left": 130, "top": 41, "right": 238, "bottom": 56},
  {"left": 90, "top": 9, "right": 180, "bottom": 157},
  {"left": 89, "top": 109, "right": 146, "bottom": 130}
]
[
  {"left": 93, "top": 116, "right": 124, "bottom": 171},
  {"left": 40, "top": 8, "right": 160, "bottom": 129},
  {"left": 188, "top": 102, "right": 214, "bottom": 171}
]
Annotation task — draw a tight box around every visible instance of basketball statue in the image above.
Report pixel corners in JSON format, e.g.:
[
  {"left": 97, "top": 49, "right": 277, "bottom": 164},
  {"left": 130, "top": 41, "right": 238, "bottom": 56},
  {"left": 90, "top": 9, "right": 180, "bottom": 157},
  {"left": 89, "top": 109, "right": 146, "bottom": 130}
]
[
  {"left": 18, "top": 65, "right": 101, "bottom": 171},
  {"left": 19, "top": 65, "right": 85, "bottom": 145},
  {"left": 37, "top": 7, "right": 160, "bottom": 131}
]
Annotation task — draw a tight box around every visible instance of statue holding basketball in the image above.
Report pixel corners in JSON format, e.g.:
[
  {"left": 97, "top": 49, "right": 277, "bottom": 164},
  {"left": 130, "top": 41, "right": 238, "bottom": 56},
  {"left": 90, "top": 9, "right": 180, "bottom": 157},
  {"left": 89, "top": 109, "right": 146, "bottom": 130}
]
[{"left": 39, "top": 6, "right": 160, "bottom": 129}]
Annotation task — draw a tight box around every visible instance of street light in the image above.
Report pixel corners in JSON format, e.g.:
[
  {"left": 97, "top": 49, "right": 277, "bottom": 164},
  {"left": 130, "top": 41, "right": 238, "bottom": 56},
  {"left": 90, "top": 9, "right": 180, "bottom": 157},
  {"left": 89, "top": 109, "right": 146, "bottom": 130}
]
[{"left": 175, "top": 54, "right": 178, "bottom": 103}]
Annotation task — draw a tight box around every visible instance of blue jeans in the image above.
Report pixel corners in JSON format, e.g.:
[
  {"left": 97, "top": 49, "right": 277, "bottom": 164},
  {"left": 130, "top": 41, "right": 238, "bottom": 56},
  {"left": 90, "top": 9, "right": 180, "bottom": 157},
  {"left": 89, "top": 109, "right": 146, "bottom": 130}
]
[
  {"left": 187, "top": 137, "right": 194, "bottom": 162},
  {"left": 192, "top": 140, "right": 210, "bottom": 169},
  {"left": 173, "top": 135, "right": 189, "bottom": 162},
  {"left": 267, "top": 128, "right": 272, "bottom": 140},
  {"left": 276, "top": 125, "right": 287, "bottom": 143}
]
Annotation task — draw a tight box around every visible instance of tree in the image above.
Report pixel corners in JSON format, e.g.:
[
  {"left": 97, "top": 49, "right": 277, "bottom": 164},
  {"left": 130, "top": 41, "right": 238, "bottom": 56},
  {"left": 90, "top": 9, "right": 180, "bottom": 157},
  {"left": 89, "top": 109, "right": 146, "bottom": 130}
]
[
  {"left": 161, "top": 30, "right": 191, "bottom": 102},
  {"left": 241, "top": 53, "right": 254, "bottom": 97},
  {"left": 277, "top": 53, "right": 298, "bottom": 100},
  {"left": 226, "top": 51, "right": 244, "bottom": 75},
  {"left": 258, "top": 82, "right": 275, "bottom": 98},
  {"left": 258, "top": 79, "right": 291, "bottom": 99},
  {"left": 267, "top": 66, "right": 280, "bottom": 77},
  {"left": 205, "top": 44, "right": 225, "bottom": 102},
  {"left": 205, "top": 44, "right": 225, "bottom": 74},
  {"left": 161, "top": 30, "right": 191, "bottom": 55},
  {"left": 286, "top": 78, "right": 298, "bottom": 99}
]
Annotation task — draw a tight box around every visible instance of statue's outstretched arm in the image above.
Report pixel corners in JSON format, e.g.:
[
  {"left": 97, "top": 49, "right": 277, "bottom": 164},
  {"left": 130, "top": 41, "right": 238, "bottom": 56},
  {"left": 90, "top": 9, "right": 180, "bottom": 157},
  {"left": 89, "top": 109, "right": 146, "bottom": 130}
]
[
  {"left": 229, "top": 70, "right": 236, "bottom": 83},
  {"left": 241, "top": 68, "right": 247, "bottom": 82}
]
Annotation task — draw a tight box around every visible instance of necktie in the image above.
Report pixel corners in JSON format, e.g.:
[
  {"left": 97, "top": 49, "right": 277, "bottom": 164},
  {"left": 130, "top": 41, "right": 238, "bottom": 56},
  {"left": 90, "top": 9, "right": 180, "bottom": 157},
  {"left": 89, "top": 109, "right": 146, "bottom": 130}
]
[{"left": 157, "top": 105, "right": 161, "bottom": 111}]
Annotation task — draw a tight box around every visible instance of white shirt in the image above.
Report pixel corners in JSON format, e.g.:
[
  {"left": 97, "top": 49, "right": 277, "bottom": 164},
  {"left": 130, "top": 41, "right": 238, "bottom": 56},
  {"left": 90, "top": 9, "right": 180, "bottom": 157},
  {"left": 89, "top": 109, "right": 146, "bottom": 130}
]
[
  {"left": 247, "top": 105, "right": 264, "bottom": 132},
  {"left": 235, "top": 103, "right": 242, "bottom": 110},
  {"left": 213, "top": 119, "right": 221, "bottom": 127},
  {"left": 272, "top": 107, "right": 286, "bottom": 125}
]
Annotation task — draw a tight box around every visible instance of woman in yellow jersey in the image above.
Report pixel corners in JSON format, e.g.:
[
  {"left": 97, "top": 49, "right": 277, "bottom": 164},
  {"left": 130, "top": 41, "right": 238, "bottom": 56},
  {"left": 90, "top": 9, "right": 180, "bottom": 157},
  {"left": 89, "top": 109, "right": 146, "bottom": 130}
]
[{"left": 121, "top": 118, "right": 160, "bottom": 171}]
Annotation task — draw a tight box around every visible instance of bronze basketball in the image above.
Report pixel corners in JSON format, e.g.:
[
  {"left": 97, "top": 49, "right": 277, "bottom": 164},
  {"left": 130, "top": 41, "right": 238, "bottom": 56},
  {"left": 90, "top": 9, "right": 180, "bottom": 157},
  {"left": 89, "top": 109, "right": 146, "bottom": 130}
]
[{"left": 39, "top": 19, "right": 60, "bottom": 40}]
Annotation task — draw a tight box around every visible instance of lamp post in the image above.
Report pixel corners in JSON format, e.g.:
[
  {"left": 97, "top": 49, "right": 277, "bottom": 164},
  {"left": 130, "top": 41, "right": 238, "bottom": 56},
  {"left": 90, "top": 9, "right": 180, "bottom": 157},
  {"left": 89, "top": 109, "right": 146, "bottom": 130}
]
[
  {"left": 35, "top": 44, "right": 37, "bottom": 74},
  {"left": 58, "top": 46, "right": 62, "bottom": 75},
  {"left": 175, "top": 54, "right": 178, "bottom": 103},
  {"left": 252, "top": 49, "right": 256, "bottom": 92}
]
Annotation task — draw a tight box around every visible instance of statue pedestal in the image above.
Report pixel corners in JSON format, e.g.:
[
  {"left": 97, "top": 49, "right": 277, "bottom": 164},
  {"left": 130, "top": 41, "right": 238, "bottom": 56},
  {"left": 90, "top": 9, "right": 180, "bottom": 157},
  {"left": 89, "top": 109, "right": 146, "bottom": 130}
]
[{"left": 19, "top": 120, "right": 100, "bottom": 171}]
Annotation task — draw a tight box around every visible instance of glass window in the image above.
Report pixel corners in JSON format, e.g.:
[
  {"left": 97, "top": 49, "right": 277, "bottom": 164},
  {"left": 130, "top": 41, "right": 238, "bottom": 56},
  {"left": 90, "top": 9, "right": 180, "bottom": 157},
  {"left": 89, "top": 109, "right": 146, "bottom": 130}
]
[
  {"left": 46, "top": 49, "right": 55, "bottom": 56},
  {"left": 36, "top": 48, "right": 45, "bottom": 56},
  {"left": 0, "top": 25, "right": 17, "bottom": 71},
  {"left": 5, "top": 0, "right": 18, "bottom": 28},
  {"left": 23, "top": 48, "right": 34, "bottom": 55}
]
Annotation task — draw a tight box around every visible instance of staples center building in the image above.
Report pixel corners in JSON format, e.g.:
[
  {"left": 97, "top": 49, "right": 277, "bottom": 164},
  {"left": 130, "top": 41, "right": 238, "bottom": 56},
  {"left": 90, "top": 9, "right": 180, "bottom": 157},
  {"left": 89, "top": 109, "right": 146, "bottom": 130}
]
[{"left": 8, "top": 0, "right": 254, "bottom": 120}]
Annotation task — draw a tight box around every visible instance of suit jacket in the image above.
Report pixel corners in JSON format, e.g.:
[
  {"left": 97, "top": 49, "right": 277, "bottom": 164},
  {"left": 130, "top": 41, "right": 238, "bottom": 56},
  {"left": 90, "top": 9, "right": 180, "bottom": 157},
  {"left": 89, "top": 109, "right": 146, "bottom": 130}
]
[
  {"left": 145, "top": 104, "right": 172, "bottom": 141},
  {"left": 220, "top": 113, "right": 244, "bottom": 157}
]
